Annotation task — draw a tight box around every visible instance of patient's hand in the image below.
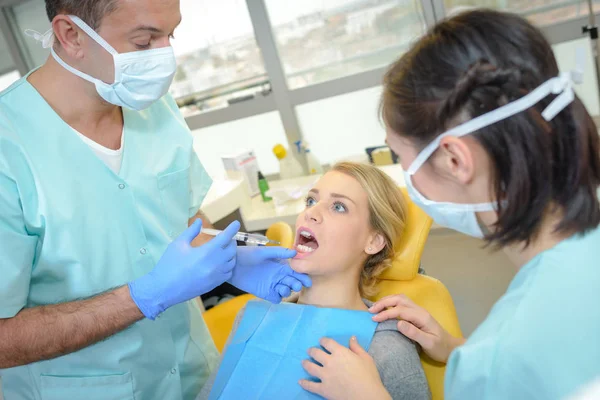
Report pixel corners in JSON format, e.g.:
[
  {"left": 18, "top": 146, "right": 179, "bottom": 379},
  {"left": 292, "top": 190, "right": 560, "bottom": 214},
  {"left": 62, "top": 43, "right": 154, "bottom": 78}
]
[
  {"left": 370, "top": 294, "right": 465, "bottom": 363},
  {"left": 299, "top": 337, "right": 392, "bottom": 400}
]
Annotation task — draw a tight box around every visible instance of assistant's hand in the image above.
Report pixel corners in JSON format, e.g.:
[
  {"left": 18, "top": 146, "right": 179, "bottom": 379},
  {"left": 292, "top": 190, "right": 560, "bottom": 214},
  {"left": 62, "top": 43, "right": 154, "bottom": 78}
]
[
  {"left": 299, "top": 337, "right": 391, "bottom": 400},
  {"left": 370, "top": 294, "right": 465, "bottom": 363},
  {"left": 228, "top": 246, "right": 312, "bottom": 303},
  {"left": 128, "top": 219, "right": 240, "bottom": 320}
]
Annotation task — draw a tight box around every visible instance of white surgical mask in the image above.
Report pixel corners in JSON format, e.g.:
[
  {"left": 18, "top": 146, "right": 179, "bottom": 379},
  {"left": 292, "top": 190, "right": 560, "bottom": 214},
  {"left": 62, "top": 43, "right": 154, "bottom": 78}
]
[
  {"left": 404, "top": 49, "right": 585, "bottom": 238},
  {"left": 27, "top": 16, "right": 176, "bottom": 110}
]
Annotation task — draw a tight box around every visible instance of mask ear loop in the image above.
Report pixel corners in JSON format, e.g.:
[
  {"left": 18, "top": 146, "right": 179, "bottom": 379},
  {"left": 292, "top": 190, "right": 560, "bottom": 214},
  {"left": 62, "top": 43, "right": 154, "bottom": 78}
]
[
  {"left": 24, "top": 28, "right": 54, "bottom": 49},
  {"left": 541, "top": 46, "right": 585, "bottom": 121},
  {"left": 67, "top": 15, "right": 119, "bottom": 56},
  {"left": 66, "top": 15, "right": 121, "bottom": 83}
]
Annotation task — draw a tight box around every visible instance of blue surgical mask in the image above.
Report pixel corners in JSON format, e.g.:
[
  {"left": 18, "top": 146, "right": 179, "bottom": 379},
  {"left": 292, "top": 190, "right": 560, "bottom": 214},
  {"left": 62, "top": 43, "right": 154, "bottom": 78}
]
[
  {"left": 29, "top": 16, "right": 177, "bottom": 111},
  {"left": 404, "top": 49, "right": 585, "bottom": 238}
]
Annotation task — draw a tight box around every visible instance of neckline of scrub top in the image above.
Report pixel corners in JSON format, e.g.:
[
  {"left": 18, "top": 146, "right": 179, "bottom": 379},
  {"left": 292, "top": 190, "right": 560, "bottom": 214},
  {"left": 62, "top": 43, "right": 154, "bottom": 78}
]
[
  {"left": 73, "top": 127, "right": 124, "bottom": 156},
  {"left": 20, "top": 69, "right": 133, "bottom": 181}
]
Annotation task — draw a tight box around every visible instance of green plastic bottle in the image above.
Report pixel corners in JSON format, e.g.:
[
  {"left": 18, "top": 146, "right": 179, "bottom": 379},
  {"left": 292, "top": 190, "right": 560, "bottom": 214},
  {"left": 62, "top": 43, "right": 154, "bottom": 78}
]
[{"left": 257, "top": 171, "right": 272, "bottom": 202}]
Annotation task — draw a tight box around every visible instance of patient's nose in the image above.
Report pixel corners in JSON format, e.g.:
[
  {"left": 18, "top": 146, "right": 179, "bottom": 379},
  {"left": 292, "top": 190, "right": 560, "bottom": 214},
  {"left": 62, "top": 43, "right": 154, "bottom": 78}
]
[{"left": 305, "top": 205, "right": 323, "bottom": 224}]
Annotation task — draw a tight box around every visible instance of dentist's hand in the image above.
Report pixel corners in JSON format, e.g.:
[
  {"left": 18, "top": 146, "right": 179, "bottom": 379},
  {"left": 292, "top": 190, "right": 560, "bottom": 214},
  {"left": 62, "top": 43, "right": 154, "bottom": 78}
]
[
  {"left": 229, "top": 246, "right": 312, "bottom": 303},
  {"left": 370, "top": 294, "right": 465, "bottom": 363},
  {"left": 128, "top": 219, "right": 240, "bottom": 320}
]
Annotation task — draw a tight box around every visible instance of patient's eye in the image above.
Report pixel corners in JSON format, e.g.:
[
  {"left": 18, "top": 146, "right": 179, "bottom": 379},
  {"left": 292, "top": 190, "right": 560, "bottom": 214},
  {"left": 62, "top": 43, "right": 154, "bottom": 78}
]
[
  {"left": 332, "top": 201, "right": 347, "bottom": 213},
  {"left": 305, "top": 196, "right": 317, "bottom": 207}
]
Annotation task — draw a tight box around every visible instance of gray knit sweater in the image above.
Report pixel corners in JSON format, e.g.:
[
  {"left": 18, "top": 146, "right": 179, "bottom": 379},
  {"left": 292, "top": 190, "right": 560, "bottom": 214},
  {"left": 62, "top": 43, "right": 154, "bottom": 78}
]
[{"left": 197, "top": 299, "right": 431, "bottom": 400}]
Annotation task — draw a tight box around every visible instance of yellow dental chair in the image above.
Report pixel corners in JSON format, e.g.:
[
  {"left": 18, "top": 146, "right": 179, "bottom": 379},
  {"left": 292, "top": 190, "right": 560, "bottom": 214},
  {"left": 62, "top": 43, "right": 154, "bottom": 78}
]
[
  {"left": 368, "top": 188, "right": 462, "bottom": 400},
  {"left": 203, "top": 190, "right": 461, "bottom": 400}
]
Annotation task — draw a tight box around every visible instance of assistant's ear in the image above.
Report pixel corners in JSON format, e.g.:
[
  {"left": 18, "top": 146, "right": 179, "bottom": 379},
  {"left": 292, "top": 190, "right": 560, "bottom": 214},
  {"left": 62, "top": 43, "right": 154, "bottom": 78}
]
[
  {"left": 437, "top": 136, "right": 476, "bottom": 185},
  {"left": 52, "top": 16, "right": 86, "bottom": 58},
  {"left": 365, "top": 232, "right": 386, "bottom": 255}
]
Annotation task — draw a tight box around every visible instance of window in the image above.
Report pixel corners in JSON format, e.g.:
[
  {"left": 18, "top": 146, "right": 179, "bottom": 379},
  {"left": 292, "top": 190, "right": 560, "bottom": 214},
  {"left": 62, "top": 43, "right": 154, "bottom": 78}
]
[
  {"left": 11, "top": 0, "right": 52, "bottom": 68},
  {"left": 444, "top": 0, "right": 600, "bottom": 26},
  {"left": 0, "top": 70, "right": 21, "bottom": 92},
  {"left": 264, "top": 0, "right": 427, "bottom": 89},
  {"left": 0, "top": 27, "right": 15, "bottom": 75},
  {"left": 0, "top": 17, "right": 20, "bottom": 92},
  {"left": 170, "top": 0, "right": 268, "bottom": 117},
  {"left": 297, "top": 86, "right": 387, "bottom": 168}
]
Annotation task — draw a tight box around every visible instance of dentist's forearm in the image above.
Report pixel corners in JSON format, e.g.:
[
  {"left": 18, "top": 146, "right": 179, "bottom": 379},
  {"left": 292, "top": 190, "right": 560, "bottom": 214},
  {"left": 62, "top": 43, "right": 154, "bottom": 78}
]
[{"left": 0, "top": 286, "right": 143, "bottom": 368}]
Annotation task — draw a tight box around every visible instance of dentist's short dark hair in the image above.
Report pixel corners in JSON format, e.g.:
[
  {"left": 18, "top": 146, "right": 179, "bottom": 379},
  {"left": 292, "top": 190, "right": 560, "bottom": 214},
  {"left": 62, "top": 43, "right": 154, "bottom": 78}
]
[
  {"left": 45, "top": 0, "right": 118, "bottom": 30},
  {"left": 381, "top": 9, "right": 600, "bottom": 247}
]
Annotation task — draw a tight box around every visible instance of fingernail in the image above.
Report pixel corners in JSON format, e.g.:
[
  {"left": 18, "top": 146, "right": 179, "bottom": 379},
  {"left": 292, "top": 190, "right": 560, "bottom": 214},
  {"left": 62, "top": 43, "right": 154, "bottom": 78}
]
[{"left": 351, "top": 336, "right": 357, "bottom": 341}]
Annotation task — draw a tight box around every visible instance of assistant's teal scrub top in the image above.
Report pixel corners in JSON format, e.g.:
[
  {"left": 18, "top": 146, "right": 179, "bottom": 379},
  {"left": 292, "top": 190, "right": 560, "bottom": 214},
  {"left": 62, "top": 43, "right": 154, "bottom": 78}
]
[
  {"left": 0, "top": 76, "right": 219, "bottom": 400},
  {"left": 445, "top": 224, "right": 600, "bottom": 400}
]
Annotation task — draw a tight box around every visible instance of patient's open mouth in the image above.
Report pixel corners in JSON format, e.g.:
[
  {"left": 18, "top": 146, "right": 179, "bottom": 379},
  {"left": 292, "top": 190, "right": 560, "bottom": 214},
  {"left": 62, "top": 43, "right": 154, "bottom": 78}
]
[{"left": 296, "top": 227, "right": 319, "bottom": 255}]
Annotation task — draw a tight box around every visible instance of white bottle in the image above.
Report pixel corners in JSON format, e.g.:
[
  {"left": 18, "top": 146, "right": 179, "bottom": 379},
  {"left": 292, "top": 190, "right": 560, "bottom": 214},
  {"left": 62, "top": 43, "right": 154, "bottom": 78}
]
[
  {"left": 273, "top": 144, "right": 304, "bottom": 179},
  {"left": 303, "top": 142, "right": 323, "bottom": 175}
]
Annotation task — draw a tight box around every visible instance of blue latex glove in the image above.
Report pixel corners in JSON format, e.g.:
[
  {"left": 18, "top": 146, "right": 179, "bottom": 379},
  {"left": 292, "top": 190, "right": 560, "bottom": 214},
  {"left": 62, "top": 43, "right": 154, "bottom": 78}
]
[
  {"left": 129, "top": 219, "right": 240, "bottom": 320},
  {"left": 228, "top": 246, "right": 312, "bottom": 303}
]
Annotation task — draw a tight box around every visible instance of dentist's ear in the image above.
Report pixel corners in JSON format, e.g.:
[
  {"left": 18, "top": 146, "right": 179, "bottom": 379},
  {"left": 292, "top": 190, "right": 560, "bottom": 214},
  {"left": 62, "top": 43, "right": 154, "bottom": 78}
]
[
  {"left": 52, "top": 16, "right": 86, "bottom": 58},
  {"left": 436, "top": 136, "right": 476, "bottom": 185},
  {"left": 365, "top": 232, "right": 386, "bottom": 255}
]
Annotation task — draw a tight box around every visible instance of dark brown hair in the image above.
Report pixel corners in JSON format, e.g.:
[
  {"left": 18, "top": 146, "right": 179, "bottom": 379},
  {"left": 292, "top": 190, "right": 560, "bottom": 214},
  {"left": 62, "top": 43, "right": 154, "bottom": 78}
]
[
  {"left": 381, "top": 9, "right": 600, "bottom": 246},
  {"left": 45, "top": 0, "right": 119, "bottom": 29}
]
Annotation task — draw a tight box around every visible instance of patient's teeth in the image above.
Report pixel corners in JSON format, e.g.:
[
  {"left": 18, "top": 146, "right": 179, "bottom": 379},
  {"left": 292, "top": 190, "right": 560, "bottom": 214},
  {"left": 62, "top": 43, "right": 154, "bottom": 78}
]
[
  {"left": 300, "top": 231, "right": 313, "bottom": 238},
  {"left": 296, "top": 244, "right": 315, "bottom": 253}
]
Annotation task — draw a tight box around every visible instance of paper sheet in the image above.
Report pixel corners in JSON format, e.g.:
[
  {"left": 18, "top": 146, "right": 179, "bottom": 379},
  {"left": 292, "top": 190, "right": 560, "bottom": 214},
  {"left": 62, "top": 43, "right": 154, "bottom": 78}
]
[{"left": 209, "top": 301, "right": 378, "bottom": 400}]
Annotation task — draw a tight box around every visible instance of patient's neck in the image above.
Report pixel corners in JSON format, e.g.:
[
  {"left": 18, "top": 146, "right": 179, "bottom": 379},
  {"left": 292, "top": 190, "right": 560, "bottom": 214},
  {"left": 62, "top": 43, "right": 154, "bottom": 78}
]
[{"left": 297, "top": 272, "right": 367, "bottom": 311}]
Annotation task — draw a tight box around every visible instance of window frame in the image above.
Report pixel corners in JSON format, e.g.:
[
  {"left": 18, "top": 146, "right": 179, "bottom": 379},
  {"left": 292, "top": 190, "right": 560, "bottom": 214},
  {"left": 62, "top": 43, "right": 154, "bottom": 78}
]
[{"left": 1, "top": 0, "right": 598, "bottom": 148}]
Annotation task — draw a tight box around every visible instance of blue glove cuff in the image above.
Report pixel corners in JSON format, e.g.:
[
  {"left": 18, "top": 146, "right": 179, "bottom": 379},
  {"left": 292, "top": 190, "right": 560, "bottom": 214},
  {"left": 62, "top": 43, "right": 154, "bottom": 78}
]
[{"left": 128, "top": 277, "right": 165, "bottom": 320}]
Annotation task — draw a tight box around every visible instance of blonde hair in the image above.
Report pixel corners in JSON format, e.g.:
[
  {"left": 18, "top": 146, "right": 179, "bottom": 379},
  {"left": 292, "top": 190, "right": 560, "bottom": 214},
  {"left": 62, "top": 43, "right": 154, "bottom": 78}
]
[{"left": 331, "top": 162, "right": 407, "bottom": 297}]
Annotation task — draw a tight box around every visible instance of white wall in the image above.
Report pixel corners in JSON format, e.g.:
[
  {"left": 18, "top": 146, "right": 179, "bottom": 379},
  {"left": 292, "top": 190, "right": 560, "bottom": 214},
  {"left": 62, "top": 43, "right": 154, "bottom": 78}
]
[
  {"left": 13, "top": 0, "right": 51, "bottom": 67},
  {"left": 296, "top": 86, "right": 387, "bottom": 166},
  {"left": 553, "top": 37, "right": 600, "bottom": 116},
  {"left": 191, "top": 111, "right": 288, "bottom": 178},
  {"left": 0, "top": 71, "right": 20, "bottom": 92}
]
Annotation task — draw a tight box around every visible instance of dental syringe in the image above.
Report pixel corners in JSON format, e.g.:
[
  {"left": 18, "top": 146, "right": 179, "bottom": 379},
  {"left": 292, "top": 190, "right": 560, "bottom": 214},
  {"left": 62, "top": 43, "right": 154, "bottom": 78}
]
[{"left": 201, "top": 228, "right": 280, "bottom": 246}]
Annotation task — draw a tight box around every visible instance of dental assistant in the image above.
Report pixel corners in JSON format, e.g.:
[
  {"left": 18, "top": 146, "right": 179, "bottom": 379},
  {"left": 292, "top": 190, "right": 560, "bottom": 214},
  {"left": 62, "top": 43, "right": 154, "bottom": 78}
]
[
  {"left": 300, "top": 9, "right": 600, "bottom": 400},
  {"left": 0, "top": 1, "right": 310, "bottom": 399}
]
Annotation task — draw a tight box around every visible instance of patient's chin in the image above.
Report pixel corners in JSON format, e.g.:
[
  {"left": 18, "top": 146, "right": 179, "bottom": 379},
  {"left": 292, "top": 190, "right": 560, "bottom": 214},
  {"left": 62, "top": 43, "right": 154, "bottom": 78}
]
[{"left": 290, "top": 258, "right": 313, "bottom": 274}]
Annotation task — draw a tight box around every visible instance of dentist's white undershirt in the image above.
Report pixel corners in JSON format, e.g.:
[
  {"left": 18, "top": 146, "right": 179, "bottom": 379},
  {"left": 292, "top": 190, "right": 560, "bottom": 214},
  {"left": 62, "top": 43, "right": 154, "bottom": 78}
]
[{"left": 73, "top": 129, "right": 124, "bottom": 174}]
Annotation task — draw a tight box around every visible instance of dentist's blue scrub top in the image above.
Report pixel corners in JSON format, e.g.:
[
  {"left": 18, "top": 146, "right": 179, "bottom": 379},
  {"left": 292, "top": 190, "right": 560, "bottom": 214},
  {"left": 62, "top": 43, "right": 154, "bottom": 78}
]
[
  {"left": 445, "top": 224, "right": 600, "bottom": 400},
  {"left": 0, "top": 76, "right": 218, "bottom": 400}
]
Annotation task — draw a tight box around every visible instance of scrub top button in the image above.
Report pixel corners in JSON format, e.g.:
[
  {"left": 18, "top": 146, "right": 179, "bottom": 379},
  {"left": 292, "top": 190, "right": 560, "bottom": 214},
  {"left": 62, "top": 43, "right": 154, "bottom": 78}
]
[
  {"left": 171, "top": 368, "right": 177, "bottom": 375},
  {"left": 118, "top": 183, "right": 126, "bottom": 189},
  {"left": 140, "top": 248, "right": 147, "bottom": 255}
]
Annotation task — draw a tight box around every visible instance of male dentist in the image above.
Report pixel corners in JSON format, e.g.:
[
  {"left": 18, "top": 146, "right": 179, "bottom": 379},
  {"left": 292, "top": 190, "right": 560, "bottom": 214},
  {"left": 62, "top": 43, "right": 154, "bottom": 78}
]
[{"left": 0, "top": 1, "right": 309, "bottom": 399}]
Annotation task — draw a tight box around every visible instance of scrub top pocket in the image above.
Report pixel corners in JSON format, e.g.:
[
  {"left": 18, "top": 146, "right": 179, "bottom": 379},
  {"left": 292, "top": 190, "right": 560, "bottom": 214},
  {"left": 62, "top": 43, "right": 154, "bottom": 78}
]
[
  {"left": 40, "top": 372, "right": 134, "bottom": 400},
  {"left": 158, "top": 166, "right": 191, "bottom": 238}
]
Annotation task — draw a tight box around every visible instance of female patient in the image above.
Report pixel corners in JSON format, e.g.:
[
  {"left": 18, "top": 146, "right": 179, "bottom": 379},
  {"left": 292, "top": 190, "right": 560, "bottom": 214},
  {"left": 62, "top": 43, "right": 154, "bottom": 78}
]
[{"left": 199, "top": 162, "right": 430, "bottom": 399}]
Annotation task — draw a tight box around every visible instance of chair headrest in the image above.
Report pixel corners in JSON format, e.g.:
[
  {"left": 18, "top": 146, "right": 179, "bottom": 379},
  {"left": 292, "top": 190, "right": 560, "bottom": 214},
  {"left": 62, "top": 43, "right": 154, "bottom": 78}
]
[{"left": 379, "top": 188, "right": 433, "bottom": 281}]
